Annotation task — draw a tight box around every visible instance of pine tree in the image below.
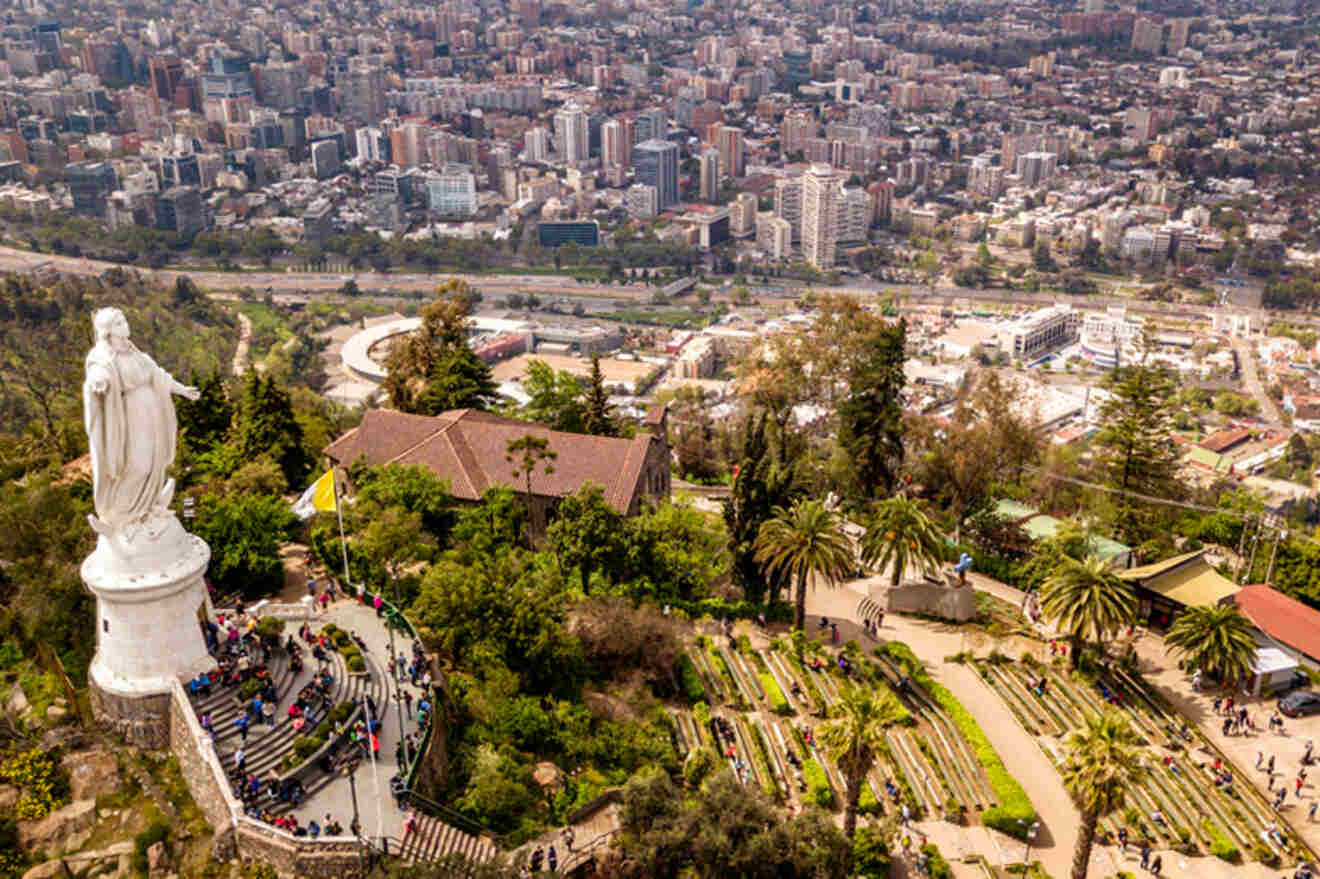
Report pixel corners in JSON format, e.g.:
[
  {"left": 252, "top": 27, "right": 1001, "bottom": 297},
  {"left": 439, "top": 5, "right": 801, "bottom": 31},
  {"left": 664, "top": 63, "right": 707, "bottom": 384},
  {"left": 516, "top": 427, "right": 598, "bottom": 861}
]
[
  {"left": 383, "top": 281, "right": 497, "bottom": 414},
  {"left": 838, "top": 319, "right": 907, "bottom": 501},
  {"left": 234, "top": 372, "right": 313, "bottom": 488},
  {"left": 581, "top": 354, "right": 619, "bottom": 437},
  {"left": 1093, "top": 333, "right": 1180, "bottom": 547},
  {"left": 176, "top": 372, "right": 232, "bottom": 452}
]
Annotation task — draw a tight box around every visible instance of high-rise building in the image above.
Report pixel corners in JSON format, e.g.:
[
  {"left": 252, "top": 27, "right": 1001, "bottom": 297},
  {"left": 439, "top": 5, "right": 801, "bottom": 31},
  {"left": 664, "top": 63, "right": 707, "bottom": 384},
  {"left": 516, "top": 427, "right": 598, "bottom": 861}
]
[
  {"left": 757, "top": 212, "right": 792, "bottom": 259},
  {"left": 356, "top": 126, "right": 389, "bottom": 162},
  {"left": 155, "top": 186, "right": 205, "bottom": 239},
  {"left": 634, "top": 107, "right": 667, "bottom": 143},
  {"left": 338, "top": 68, "right": 385, "bottom": 124},
  {"left": 427, "top": 164, "right": 477, "bottom": 216},
  {"left": 310, "top": 138, "right": 341, "bottom": 178},
  {"left": 554, "top": 102, "right": 589, "bottom": 163},
  {"left": 801, "top": 164, "right": 839, "bottom": 270},
  {"left": 731, "top": 192, "right": 758, "bottom": 237},
  {"left": 67, "top": 161, "right": 117, "bottom": 217},
  {"left": 633, "top": 139, "right": 679, "bottom": 210},
  {"left": 626, "top": 183, "right": 659, "bottom": 218},
  {"left": 781, "top": 109, "right": 817, "bottom": 157},
  {"left": 161, "top": 151, "right": 201, "bottom": 187},
  {"left": 698, "top": 148, "right": 721, "bottom": 202},
  {"left": 717, "top": 126, "right": 745, "bottom": 179},
  {"left": 524, "top": 126, "right": 551, "bottom": 162},
  {"left": 601, "top": 118, "right": 632, "bottom": 168},
  {"left": 1131, "top": 17, "right": 1163, "bottom": 54},
  {"left": 774, "top": 176, "right": 803, "bottom": 242},
  {"left": 838, "top": 186, "right": 869, "bottom": 244},
  {"left": 1167, "top": 18, "right": 1190, "bottom": 54},
  {"left": 148, "top": 56, "right": 185, "bottom": 116},
  {"left": 1015, "top": 151, "right": 1058, "bottom": 186}
]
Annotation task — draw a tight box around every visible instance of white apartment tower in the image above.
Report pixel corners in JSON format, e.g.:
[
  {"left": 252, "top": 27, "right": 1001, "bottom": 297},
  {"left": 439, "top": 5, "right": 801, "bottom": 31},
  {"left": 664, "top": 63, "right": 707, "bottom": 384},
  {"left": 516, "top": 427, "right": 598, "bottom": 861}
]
[
  {"left": 802, "top": 164, "right": 839, "bottom": 270},
  {"left": 554, "top": 102, "right": 588, "bottom": 163}
]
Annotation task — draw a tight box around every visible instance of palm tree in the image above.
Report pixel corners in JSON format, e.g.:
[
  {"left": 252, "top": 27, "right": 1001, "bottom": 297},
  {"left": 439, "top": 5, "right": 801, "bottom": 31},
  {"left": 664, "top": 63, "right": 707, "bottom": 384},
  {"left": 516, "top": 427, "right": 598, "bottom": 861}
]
[
  {"left": 861, "top": 495, "right": 945, "bottom": 587},
  {"left": 1166, "top": 604, "right": 1256, "bottom": 686},
  {"left": 1062, "top": 711, "right": 1146, "bottom": 879},
  {"left": 754, "top": 499, "right": 854, "bottom": 631},
  {"left": 1040, "top": 555, "right": 1135, "bottom": 668},
  {"left": 817, "top": 683, "right": 905, "bottom": 840}
]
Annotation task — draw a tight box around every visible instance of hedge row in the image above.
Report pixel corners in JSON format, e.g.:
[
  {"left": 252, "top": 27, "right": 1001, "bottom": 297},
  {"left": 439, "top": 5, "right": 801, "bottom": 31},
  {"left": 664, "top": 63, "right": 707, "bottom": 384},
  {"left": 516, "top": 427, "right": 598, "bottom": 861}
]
[
  {"left": 676, "top": 653, "right": 706, "bottom": 704},
  {"left": 759, "top": 672, "right": 791, "bottom": 716},
  {"left": 664, "top": 598, "right": 794, "bottom": 624},
  {"left": 803, "top": 758, "right": 834, "bottom": 809},
  {"left": 1202, "top": 818, "right": 1239, "bottom": 862}
]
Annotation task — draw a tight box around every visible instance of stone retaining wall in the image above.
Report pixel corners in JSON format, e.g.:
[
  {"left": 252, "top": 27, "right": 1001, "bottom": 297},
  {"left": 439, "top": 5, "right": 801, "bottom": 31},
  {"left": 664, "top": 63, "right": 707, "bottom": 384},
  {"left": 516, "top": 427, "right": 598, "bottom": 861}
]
[
  {"left": 168, "top": 681, "right": 239, "bottom": 848},
  {"left": 884, "top": 580, "right": 976, "bottom": 622},
  {"left": 234, "top": 819, "right": 363, "bottom": 878},
  {"left": 90, "top": 685, "right": 172, "bottom": 749}
]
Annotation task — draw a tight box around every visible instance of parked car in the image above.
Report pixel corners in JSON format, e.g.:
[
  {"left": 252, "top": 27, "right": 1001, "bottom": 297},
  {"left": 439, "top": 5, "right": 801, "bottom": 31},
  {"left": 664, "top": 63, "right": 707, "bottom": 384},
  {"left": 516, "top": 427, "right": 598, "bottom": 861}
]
[{"left": 1279, "top": 690, "right": 1320, "bottom": 718}]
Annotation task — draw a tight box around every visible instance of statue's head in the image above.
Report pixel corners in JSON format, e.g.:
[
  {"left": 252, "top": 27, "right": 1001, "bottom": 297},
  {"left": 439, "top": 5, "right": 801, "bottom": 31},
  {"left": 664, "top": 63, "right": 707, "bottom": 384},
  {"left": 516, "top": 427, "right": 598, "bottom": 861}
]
[{"left": 93, "top": 308, "right": 130, "bottom": 343}]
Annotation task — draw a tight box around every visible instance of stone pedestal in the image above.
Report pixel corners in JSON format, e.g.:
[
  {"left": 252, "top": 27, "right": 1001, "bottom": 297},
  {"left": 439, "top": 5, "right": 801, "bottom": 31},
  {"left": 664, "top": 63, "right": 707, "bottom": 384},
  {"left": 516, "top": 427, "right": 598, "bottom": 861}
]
[{"left": 81, "top": 513, "right": 213, "bottom": 747}]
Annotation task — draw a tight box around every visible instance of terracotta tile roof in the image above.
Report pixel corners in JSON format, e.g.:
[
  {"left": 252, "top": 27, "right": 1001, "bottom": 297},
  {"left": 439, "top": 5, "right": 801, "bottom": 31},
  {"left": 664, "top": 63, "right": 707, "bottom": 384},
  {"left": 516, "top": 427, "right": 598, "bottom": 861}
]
[
  {"left": 1234, "top": 584, "right": 1320, "bottom": 660},
  {"left": 1200, "top": 427, "right": 1252, "bottom": 453},
  {"left": 325, "top": 408, "right": 660, "bottom": 513}
]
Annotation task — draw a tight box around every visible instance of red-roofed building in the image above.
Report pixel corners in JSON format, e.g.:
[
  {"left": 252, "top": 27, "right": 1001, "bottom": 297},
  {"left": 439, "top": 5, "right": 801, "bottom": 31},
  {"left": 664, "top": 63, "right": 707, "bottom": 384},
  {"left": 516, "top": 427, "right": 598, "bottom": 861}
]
[
  {"left": 324, "top": 406, "right": 670, "bottom": 538},
  {"left": 1234, "top": 584, "right": 1320, "bottom": 664}
]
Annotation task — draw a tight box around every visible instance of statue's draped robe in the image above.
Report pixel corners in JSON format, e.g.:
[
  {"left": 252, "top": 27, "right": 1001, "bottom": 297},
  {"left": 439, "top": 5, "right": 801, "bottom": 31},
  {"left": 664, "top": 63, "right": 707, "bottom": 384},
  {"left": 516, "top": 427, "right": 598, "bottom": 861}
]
[{"left": 83, "top": 342, "right": 179, "bottom": 531}]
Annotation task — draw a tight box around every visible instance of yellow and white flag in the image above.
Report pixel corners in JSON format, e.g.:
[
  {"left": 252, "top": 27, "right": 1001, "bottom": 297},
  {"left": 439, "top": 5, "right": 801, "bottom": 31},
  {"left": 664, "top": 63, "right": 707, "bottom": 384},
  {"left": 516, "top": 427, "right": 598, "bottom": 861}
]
[{"left": 292, "top": 471, "right": 337, "bottom": 519}]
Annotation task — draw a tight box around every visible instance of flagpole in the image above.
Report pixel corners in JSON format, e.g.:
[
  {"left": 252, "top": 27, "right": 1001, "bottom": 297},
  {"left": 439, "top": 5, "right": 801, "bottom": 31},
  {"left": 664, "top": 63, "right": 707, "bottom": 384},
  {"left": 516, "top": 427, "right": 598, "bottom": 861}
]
[{"left": 332, "top": 465, "right": 352, "bottom": 591}]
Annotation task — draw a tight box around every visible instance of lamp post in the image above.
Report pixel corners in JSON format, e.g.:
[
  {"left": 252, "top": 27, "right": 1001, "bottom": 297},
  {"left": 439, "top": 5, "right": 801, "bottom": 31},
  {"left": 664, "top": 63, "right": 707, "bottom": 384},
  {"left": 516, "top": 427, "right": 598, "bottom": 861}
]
[
  {"left": 1023, "top": 820, "right": 1041, "bottom": 867},
  {"left": 386, "top": 575, "right": 410, "bottom": 769},
  {"left": 343, "top": 760, "right": 366, "bottom": 877}
]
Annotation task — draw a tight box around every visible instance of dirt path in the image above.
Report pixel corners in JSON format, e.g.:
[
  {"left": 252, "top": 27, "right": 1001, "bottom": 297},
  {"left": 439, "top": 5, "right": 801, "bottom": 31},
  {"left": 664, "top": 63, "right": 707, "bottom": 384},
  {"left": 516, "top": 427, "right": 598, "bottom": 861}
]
[{"left": 232, "top": 310, "right": 252, "bottom": 375}]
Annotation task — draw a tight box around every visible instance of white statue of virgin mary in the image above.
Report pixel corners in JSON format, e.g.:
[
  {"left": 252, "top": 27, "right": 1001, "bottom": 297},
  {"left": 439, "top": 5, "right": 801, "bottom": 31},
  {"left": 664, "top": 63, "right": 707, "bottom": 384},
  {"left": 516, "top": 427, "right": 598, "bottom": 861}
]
[{"left": 83, "top": 308, "right": 200, "bottom": 538}]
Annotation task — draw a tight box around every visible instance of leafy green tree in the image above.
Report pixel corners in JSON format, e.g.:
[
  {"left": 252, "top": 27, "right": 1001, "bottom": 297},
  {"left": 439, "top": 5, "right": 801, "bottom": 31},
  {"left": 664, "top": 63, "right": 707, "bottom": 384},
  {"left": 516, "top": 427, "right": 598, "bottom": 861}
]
[
  {"left": 861, "top": 495, "right": 945, "bottom": 587},
  {"left": 1093, "top": 344, "right": 1180, "bottom": 546},
  {"left": 838, "top": 320, "right": 906, "bottom": 501},
  {"left": 409, "top": 552, "right": 584, "bottom": 697},
  {"left": 1062, "top": 712, "right": 1145, "bottom": 879},
  {"left": 1166, "top": 605, "right": 1256, "bottom": 685},
  {"left": 582, "top": 354, "right": 619, "bottom": 437},
  {"left": 723, "top": 413, "right": 799, "bottom": 604},
  {"left": 976, "top": 241, "right": 994, "bottom": 269},
  {"left": 176, "top": 373, "right": 232, "bottom": 454},
  {"left": 754, "top": 499, "right": 854, "bottom": 631},
  {"left": 354, "top": 463, "right": 453, "bottom": 540},
  {"left": 457, "top": 744, "right": 536, "bottom": 832},
  {"left": 358, "top": 506, "right": 427, "bottom": 582},
  {"left": 519, "top": 359, "right": 586, "bottom": 432},
  {"left": 1033, "top": 240, "right": 1057, "bottom": 273},
  {"left": 192, "top": 492, "right": 296, "bottom": 600},
  {"left": 1040, "top": 556, "right": 1135, "bottom": 668},
  {"left": 613, "top": 768, "right": 850, "bottom": 879},
  {"left": 383, "top": 282, "right": 497, "bottom": 414},
  {"left": 505, "top": 434, "right": 557, "bottom": 548},
  {"left": 623, "top": 502, "right": 731, "bottom": 600},
  {"left": 851, "top": 825, "right": 891, "bottom": 878},
  {"left": 817, "top": 683, "right": 904, "bottom": 840},
  {"left": 546, "top": 482, "right": 624, "bottom": 593},
  {"left": 233, "top": 372, "right": 313, "bottom": 489},
  {"left": 450, "top": 487, "right": 527, "bottom": 559}
]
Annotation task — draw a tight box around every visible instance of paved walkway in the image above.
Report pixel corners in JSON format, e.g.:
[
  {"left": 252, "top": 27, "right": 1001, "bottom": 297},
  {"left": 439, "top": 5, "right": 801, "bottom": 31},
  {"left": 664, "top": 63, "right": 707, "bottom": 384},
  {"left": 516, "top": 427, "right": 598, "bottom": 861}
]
[
  {"left": 287, "top": 599, "right": 430, "bottom": 844},
  {"left": 803, "top": 574, "right": 1295, "bottom": 879}
]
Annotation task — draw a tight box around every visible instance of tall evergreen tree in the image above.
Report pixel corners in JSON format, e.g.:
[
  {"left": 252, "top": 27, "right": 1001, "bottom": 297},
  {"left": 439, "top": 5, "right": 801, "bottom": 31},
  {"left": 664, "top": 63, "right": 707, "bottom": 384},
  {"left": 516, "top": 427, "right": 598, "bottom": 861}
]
[
  {"left": 1093, "top": 335, "right": 1180, "bottom": 546},
  {"left": 383, "top": 281, "right": 498, "bottom": 414},
  {"left": 176, "top": 372, "right": 232, "bottom": 453},
  {"left": 234, "top": 371, "right": 313, "bottom": 488},
  {"left": 838, "top": 319, "right": 907, "bottom": 500},
  {"left": 582, "top": 354, "right": 619, "bottom": 437}
]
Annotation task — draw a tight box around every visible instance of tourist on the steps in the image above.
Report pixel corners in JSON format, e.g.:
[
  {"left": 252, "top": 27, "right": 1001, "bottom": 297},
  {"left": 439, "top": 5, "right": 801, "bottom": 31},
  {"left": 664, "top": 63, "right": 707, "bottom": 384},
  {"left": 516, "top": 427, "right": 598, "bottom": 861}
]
[
  {"left": 530, "top": 846, "right": 544, "bottom": 871},
  {"left": 548, "top": 845, "right": 557, "bottom": 872},
  {"left": 562, "top": 826, "right": 575, "bottom": 852}
]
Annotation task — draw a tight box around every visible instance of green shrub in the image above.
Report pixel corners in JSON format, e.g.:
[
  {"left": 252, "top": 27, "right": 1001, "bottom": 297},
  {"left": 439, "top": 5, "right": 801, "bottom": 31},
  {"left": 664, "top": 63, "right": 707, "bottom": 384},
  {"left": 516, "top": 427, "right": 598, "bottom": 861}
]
[
  {"left": 665, "top": 598, "right": 793, "bottom": 624},
  {"left": 330, "top": 701, "right": 356, "bottom": 724},
  {"left": 1202, "top": 818, "right": 1238, "bottom": 862},
  {"left": 0, "top": 641, "right": 20, "bottom": 670},
  {"left": 759, "top": 672, "right": 791, "bottom": 715},
  {"left": 683, "top": 747, "right": 718, "bottom": 789},
  {"left": 238, "top": 679, "right": 262, "bottom": 701},
  {"left": 132, "top": 821, "right": 170, "bottom": 874},
  {"left": 254, "top": 616, "right": 285, "bottom": 641},
  {"left": 858, "top": 781, "right": 881, "bottom": 816},
  {"left": 676, "top": 653, "right": 706, "bottom": 704},
  {"left": 346, "top": 654, "right": 366, "bottom": 673},
  {"left": 852, "top": 825, "right": 889, "bottom": 878},
  {"left": 314, "top": 720, "right": 333, "bottom": 740},
  {"left": 292, "top": 736, "right": 325, "bottom": 759},
  {"left": 1251, "top": 841, "right": 1277, "bottom": 865},
  {"left": 920, "top": 843, "right": 952, "bottom": 879},
  {"left": 802, "top": 759, "right": 834, "bottom": 809}
]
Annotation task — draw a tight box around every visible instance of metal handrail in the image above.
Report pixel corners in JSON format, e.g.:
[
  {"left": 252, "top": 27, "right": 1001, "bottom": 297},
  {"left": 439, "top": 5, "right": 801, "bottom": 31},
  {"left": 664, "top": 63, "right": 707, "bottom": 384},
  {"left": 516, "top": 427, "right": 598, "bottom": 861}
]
[
  {"left": 556, "top": 827, "right": 622, "bottom": 873},
  {"left": 403, "top": 788, "right": 489, "bottom": 839}
]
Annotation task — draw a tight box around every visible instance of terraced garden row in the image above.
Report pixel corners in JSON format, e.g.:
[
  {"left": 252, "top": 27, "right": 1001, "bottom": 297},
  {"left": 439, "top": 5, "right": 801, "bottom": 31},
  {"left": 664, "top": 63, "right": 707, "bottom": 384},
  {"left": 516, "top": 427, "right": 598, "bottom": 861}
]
[
  {"left": 671, "top": 634, "right": 1003, "bottom": 829},
  {"left": 977, "top": 657, "right": 1306, "bottom": 866}
]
